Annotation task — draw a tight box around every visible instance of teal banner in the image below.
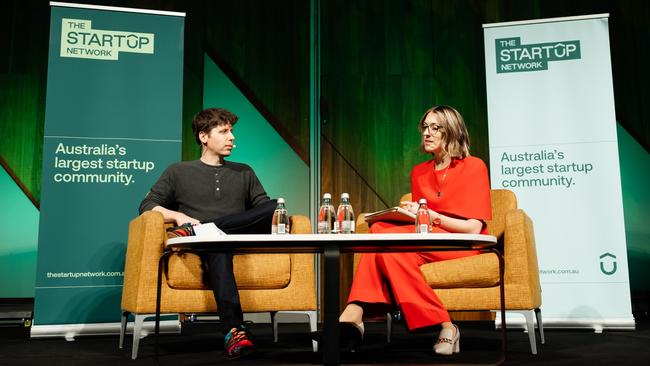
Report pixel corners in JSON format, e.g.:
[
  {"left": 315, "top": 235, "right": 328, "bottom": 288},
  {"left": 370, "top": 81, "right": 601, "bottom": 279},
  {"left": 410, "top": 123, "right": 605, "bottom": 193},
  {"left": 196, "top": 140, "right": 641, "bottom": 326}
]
[{"left": 33, "top": 3, "right": 184, "bottom": 334}]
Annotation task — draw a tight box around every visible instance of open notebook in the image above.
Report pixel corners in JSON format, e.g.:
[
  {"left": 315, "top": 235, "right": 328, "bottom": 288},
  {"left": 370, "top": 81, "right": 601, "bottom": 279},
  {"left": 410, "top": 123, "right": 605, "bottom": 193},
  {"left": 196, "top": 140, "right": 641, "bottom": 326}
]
[{"left": 364, "top": 207, "right": 415, "bottom": 225}]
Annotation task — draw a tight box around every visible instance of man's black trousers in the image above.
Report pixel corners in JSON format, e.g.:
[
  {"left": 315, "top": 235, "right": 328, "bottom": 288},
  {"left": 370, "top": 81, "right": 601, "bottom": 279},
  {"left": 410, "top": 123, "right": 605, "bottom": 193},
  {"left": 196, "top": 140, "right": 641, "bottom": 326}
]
[{"left": 200, "top": 199, "right": 277, "bottom": 332}]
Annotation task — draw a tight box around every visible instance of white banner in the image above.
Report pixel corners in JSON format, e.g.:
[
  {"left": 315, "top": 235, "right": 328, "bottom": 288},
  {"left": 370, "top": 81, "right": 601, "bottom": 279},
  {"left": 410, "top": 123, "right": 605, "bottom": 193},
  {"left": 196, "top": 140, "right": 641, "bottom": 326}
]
[{"left": 484, "top": 14, "right": 634, "bottom": 330}]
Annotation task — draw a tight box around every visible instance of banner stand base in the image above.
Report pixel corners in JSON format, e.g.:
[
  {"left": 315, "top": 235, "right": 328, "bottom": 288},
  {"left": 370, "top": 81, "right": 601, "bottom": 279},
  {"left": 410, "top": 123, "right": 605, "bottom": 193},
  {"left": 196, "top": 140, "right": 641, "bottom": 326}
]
[
  {"left": 30, "top": 319, "right": 180, "bottom": 340},
  {"left": 495, "top": 314, "right": 635, "bottom": 332}
]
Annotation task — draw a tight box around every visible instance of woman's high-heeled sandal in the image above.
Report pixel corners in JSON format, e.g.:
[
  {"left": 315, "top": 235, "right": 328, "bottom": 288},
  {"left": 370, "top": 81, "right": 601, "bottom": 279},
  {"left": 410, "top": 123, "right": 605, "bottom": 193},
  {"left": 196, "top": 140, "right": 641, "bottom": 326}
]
[{"left": 433, "top": 324, "right": 460, "bottom": 355}]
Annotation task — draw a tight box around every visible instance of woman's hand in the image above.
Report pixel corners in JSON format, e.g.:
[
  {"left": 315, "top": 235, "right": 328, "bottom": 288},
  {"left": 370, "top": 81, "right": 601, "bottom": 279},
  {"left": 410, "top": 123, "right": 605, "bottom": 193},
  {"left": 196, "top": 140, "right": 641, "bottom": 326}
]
[
  {"left": 400, "top": 201, "right": 419, "bottom": 214},
  {"left": 398, "top": 201, "right": 482, "bottom": 233}
]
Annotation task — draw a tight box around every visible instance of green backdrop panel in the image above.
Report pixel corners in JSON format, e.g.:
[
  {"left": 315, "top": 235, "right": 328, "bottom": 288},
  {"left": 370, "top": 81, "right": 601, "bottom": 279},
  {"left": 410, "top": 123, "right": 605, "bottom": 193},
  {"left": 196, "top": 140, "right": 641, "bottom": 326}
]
[
  {"left": 618, "top": 123, "right": 650, "bottom": 290},
  {"left": 0, "top": 166, "right": 39, "bottom": 298}
]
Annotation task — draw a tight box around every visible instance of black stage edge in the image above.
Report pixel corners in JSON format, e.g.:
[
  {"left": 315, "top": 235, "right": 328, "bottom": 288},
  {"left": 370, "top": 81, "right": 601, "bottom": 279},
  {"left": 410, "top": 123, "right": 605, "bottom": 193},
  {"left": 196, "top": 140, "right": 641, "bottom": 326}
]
[
  {"left": 0, "top": 298, "right": 33, "bottom": 327},
  {"left": 632, "top": 290, "right": 649, "bottom": 319},
  {"left": 2, "top": 318, "right": 649, "bottom": 365}
]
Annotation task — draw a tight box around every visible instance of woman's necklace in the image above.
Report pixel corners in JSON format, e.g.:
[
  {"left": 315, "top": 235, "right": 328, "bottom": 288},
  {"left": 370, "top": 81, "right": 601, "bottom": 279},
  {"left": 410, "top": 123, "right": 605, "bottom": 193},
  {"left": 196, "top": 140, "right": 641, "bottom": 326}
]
[{"left": 433, "top": 160, "right": 450, "bottom": 197}]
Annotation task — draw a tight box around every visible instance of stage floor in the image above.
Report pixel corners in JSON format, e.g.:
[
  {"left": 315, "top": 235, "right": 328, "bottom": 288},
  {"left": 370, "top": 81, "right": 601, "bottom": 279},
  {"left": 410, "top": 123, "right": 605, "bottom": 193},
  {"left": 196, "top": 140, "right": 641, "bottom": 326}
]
[{"left": 1, "top": 319, "right": 649, "bottom": 365}]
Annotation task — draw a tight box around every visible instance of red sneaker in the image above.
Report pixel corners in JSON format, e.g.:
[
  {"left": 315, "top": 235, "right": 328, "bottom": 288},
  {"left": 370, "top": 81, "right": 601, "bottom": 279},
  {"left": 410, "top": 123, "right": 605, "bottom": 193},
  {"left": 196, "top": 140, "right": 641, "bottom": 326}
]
[{"left": 223, "top": 324, "right": 255, "bottom": 359}]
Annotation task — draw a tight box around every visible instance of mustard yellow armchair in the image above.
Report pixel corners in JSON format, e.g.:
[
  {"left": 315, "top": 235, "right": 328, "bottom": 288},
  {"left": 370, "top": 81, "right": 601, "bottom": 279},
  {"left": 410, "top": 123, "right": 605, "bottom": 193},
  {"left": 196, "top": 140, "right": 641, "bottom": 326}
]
[
  {"left": 355, "top": 189, "right": 544, "bottom": 354},
  {"left": 119, "top": 211, "right": 317, "bottom": 359}
]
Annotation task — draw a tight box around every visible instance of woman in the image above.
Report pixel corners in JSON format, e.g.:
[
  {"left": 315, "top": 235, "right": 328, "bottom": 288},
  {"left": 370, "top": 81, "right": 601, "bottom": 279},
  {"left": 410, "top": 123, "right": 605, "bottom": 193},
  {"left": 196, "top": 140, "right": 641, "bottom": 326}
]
[{"left": 339, "top": 105, "right": 491, "bottom": 355}]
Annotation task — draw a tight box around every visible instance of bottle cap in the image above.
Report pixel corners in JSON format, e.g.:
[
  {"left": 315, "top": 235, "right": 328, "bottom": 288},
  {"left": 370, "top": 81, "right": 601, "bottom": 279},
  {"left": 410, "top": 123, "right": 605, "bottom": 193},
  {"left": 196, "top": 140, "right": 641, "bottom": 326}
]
[
  {"left": 341, "top": 193, "right": 350, "bottom": 199},
  {"left": 418, "top": 198, "right": 427, "bottom": 204},
  {"left": 277, "top": 197, "right": 285, "bottom": 204},
  {"left": 323, "top": 193, "right": 331, "bottom": 199}
]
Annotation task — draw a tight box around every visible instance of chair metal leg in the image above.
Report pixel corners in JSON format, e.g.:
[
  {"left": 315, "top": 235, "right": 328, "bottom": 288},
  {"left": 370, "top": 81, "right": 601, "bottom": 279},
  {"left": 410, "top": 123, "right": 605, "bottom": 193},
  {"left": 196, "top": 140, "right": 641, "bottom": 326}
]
[
  {"left": 535, "top": 308, "right": 545, "bottom": 344},
  {"left": 273, "top": 311, "right": 319, "bottom": 352},
  {"left": 522, "top": 310, "right": 538, "bottom": 355},
  {"left": 270, "top": 311, "right": 279, "bottom": 343},
  {"left": 304, "top": 310, "right": 318, "bottom": 352},
  {"left": 119, "top": 311, "right": 128, "bottom": 349},
  {"left": 131, "top": 314, "right": 145, "bottom": 359},
  {"left": 386, "top": 312, "right": 393, "bottom": 343},
  {"left": 505, "top": 310, "right": 538, "bottom": 355}
]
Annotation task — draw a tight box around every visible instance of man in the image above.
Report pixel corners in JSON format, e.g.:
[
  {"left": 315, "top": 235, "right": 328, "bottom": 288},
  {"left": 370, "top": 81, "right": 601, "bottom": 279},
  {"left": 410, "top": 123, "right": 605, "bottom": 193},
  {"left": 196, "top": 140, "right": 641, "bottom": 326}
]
[{"left": 139, "top": 107, "right": 276, "bottom": 359}]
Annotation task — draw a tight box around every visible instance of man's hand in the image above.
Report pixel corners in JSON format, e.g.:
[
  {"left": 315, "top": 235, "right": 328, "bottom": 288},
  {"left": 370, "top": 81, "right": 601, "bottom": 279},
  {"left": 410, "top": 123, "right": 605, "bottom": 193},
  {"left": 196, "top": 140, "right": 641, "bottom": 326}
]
[
  {"left": 173, "top": 213, "right": 200, "bottom": 226},
  {"left": 151, "top": 206, "right": 200, "bottom": 226}
]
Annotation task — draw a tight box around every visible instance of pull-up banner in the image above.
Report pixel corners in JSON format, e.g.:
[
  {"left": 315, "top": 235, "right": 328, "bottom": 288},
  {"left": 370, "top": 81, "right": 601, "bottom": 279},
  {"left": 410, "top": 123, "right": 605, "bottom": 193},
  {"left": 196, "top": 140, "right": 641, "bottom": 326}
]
[
  {"left": 484, "top": 14, "right": 634, "bottom": 330},
  {"left": 33, "top": 2, "right": 184, "bottom": 337}
]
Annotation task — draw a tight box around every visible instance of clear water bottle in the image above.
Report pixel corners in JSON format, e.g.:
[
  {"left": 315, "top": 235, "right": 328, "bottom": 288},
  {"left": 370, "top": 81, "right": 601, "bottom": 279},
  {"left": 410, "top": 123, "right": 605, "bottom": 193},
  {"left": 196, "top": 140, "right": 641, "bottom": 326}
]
[
  {"left": 415, "top": 198, "right": 431, "bottom": 234},
  {"left": 335, "top": 193, "right": 355, "bottom": 234},
  {"left": 271, "top": 198, "right": 289, "bottom": 235},
  {"left": 317, "top": 193, "right": 335, "bottom": 234}
]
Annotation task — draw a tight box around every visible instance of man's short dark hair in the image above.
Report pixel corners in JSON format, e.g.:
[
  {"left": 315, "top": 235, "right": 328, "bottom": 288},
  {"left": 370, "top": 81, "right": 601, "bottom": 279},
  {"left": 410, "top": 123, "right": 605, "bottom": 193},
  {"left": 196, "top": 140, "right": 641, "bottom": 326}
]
[{"left": 192, "top": 108, "right": 238, "bottom": 145}]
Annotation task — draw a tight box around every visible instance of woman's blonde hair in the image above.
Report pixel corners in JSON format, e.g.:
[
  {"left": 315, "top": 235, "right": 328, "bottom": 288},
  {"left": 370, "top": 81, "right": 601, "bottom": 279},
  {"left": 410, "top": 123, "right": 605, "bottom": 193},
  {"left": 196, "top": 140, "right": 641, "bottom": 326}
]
[{"left": 417, "top": 105, "right": 470, "bottom": 158}]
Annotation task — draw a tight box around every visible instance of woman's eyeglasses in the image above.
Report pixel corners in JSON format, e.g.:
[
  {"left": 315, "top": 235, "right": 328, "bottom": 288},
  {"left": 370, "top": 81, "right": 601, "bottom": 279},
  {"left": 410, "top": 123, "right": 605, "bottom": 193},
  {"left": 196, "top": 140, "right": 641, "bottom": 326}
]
[{"left": 421, "top": 123, "right": 444, "bottom": 134}]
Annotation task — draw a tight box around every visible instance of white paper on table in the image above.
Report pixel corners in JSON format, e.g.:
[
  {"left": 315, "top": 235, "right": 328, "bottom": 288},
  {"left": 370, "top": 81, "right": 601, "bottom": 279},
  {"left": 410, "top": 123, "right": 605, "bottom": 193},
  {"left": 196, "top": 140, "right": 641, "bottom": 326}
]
[{"left": 192, "top": 222, "right": 227, "bottom": 237}]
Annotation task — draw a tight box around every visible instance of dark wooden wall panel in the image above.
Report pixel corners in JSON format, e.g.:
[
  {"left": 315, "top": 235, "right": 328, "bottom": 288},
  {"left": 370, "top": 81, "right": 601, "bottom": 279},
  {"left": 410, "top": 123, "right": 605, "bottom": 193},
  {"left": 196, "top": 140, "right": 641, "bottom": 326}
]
[
  {"left": 320, "top": 0, "right": 490, "bottom": 215},
  {"left": 0, "top": 1, "right": 49, "bottom": 203},
  {"left": 202, "top": 0, "right": 310, "bottom": 164}
]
